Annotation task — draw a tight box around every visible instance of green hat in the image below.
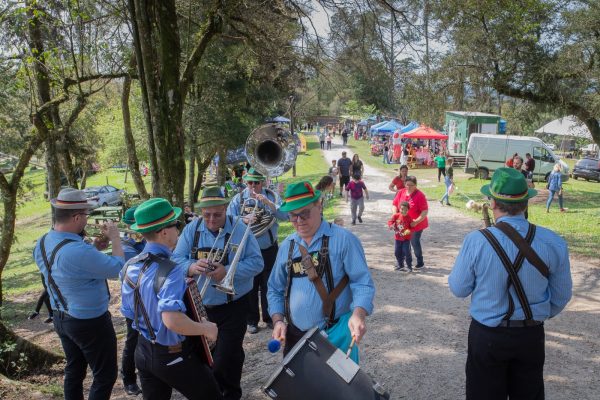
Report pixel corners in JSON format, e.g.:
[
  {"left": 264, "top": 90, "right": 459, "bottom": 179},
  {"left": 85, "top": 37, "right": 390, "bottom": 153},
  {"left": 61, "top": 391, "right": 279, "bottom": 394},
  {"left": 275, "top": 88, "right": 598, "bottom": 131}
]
[
  {"left": 130, "top": 198, "right": 181, "bottom": 233},
  {"left": 243, "top": 167, "right": 266, "bottom": 182},
  {"left": 122, "top": 206, "right": 137, "bottom": 225},
  {"left": 480, "top": 167, "right": 538, "bottom": 203},
  {"left": 279, "top": 181, "right": 321, "bottom": 212},
  {"left": 197, "top": 186, "right": 230, "bottom": 208}
]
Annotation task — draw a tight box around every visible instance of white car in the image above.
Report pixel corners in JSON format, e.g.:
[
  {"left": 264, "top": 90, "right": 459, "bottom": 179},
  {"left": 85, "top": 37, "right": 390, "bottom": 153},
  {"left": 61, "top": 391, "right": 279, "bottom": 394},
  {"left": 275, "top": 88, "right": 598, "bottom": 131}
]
[{"left": 83, "top": 185, "right": 124, "bottom": 208}]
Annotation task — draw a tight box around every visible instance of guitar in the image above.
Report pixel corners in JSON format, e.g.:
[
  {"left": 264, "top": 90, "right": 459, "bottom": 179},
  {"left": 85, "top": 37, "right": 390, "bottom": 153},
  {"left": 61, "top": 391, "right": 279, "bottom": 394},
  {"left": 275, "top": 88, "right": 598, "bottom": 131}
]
[{"left": 184, "top": 279, "right": 215, "bottom": 367}]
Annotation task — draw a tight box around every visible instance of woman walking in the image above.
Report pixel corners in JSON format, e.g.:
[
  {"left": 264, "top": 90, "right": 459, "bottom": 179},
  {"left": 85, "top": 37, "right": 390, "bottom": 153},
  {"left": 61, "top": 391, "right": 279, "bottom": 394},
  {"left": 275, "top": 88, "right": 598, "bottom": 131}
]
[
  {"left": 546, "top": 163, "right": 565, "bottom": 212},
  {"left": 440, "top": 158, "right": 454, "bottom": 206},
  {"left": 350, "top": 154, "right": 364, "bottom": 179}
]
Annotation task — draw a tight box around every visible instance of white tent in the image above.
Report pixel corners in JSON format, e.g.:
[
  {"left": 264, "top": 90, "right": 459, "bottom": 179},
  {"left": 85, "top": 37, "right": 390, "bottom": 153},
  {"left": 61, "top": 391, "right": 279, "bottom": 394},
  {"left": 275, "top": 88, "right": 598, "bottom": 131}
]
[{"left": 534, "top": 115, "right": 592, "bottom": 139}]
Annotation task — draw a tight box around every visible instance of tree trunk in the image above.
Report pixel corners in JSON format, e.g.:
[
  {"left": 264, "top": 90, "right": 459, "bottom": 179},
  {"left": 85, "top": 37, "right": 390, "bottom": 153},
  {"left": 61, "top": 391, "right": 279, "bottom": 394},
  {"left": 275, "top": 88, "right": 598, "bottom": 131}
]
[
  {"left": 188, "top": 134, "right": 197, "bottom": 211},
  {"left": 193, "top": 154, "right": 213, "bottom": 202},
  {"left": 59, "top": 141, "right": 78, "bottom": 189},
  {"left": 0, "top": 190, "right": 17, "bottom": 307},
  {"left": 0, "top": 320, "right": 63, "bottom": 377},
  {"left": 121, "top": 60, "right": 149, "bottom": 200}
]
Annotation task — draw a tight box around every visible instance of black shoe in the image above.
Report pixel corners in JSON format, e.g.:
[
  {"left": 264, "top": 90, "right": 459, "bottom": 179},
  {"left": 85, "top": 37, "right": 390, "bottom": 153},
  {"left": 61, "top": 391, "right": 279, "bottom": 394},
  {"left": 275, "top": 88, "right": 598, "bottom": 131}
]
[
  {"left": 247, "top": 324, "right": 259, "bottom": 334},
  {"left": 446, "top": 203, "right": 452, "bottom": 206},
  {"left": 352, "top": 220, "right": 356, "bottom": 225},
  {"left": 124, "top": 383, "right": 142, "bottom": 396},
  {"left": 357, "top": 216, "right": 363, "bottom": 223},
  {"left": 414, "top": 264, "right": 425, "bottom": 271},
  {"left": 28, "top": 311, "right": 39, "bottom": 320},
  {"left": 43, "top": 316, "right": 53, "bottom": 324}
]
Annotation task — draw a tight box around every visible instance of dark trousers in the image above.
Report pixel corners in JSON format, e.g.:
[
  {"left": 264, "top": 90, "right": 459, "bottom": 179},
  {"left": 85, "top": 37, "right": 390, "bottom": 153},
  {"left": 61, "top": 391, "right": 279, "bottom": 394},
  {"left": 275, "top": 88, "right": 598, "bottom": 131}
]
[
  {"left": 410, "top": 230, "right": 424, "bottom": 267},
  {"left": 326, "top": 142, "right": 332, "bottom": 150},
  {"left": 248, "top": 244, "right": 277, "bottom": 326},
  {"left": 135, "top": 335, "right": 221, "bottom": 400},
  {"left": 394, "top": 240, "right": 412, "bottom": 268},
  {"left": 53, "top": 311, "right": 118, "bottom": 400},
  {"left": 35, "top": 274, "right": 52, "bottom": 315},
  {"left": 121, "top": 318, "right": 139, "bottom": 385},
  {"left": 206, "top": 294, "right": 249, "bottom": 400},
  {"left": 320, "top": 140, "right": 325, "bottom": 149},
  {"left": 339, "top": 175, "right": 350, "bottom": 194},
  {"left": 466, "top": 319, "right": 545, "bottom": 400},
  {"left": 438, "top": 167, "right": 446, "bottom": 181}
]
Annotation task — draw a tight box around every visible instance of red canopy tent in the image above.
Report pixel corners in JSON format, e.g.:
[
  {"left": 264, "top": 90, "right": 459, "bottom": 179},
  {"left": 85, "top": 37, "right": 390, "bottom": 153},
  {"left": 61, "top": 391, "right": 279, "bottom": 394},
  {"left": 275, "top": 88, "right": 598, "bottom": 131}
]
[{"left": 401, "top": 125, "right": 448, "bottom": 140}]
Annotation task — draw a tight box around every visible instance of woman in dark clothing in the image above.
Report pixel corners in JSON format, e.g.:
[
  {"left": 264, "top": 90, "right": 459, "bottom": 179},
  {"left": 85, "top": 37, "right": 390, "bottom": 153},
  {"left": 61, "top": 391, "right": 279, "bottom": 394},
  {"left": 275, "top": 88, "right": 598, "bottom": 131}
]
[{"left": 350, "top": 154, "right": 364, "bottom": 179}]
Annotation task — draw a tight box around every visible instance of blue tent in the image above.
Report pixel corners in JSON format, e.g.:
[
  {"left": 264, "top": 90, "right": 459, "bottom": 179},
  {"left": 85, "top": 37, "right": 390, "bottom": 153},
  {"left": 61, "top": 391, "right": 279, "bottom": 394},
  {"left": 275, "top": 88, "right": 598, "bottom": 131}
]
[
  {"left": 400, "top": 121, "right": 419, "bottom": 133},
  {"left": 271, "top": 115, "right": 290, "bottom": 123},
  {"left": 367, "top": 115, "right": 378, "bottom": 121},
  {"left": 357, "top": 120, "right": 368, "bottom": 126},
  {"left": 369, "top": 120, "right": 389, "bottom": 132},
  {"left": 372, "top": 120, "right": 403, "bottom": 134}
]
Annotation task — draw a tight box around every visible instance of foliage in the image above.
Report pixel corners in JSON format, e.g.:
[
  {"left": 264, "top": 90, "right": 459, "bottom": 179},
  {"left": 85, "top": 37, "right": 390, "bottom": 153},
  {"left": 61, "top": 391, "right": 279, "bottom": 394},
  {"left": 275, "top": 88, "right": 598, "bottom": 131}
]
[{"left": 0, "top": 340, "right": 29, "bottom": 379}]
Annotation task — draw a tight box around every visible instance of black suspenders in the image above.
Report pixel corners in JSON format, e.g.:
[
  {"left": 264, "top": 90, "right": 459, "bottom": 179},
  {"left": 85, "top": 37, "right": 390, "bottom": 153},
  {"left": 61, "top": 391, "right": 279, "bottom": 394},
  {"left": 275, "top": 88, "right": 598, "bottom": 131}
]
[
  {"left": 39, "top": 235, "right": 75, "bottom": 312},
  {"left": 123, "top": 256, "right": 159, "bottom": 343},
  {"left": 479, "top": 223, "right": 547, "bottom": 322}
]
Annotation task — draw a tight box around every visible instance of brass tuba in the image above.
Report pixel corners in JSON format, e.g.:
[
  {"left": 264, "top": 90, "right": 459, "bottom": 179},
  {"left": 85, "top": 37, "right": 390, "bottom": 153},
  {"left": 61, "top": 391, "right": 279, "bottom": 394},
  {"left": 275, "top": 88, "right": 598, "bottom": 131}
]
[{"left": 245, "top": 123, "right": 298, "bottom": 178}]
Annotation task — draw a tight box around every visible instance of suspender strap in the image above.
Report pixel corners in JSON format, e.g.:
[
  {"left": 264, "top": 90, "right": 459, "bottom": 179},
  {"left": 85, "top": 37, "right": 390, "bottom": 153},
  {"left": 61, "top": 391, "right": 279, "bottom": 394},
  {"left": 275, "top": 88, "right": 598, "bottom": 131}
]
[
  {"left": 124, "top": 257, "right": 157, "bottom": 343},
  {"left": 190, "top": 218, "right": 203, "bottom": 259},
  {"left": 479, "top": 227, "right": 536, "bottom": 321},
  {"left": 502, "top": 224, "right": 536, "bottom": 319},
  {"left": 153, "top": 257, "right": 177, "bottom": 294},
  {"left": 284, "top": 240, "right": 295, "bottom": 325},
  {"left": 494, "top": 222, "right": 549, "bottom": 278},
  {"left": 39, "top": 235, "right": 75, "bottom": 311}
]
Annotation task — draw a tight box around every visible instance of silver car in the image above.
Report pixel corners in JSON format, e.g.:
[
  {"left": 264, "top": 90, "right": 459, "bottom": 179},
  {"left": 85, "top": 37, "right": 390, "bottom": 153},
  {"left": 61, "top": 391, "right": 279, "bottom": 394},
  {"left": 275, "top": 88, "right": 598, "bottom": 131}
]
[{"left": 84, "top": 185, "right": 124, "bottom": 208}]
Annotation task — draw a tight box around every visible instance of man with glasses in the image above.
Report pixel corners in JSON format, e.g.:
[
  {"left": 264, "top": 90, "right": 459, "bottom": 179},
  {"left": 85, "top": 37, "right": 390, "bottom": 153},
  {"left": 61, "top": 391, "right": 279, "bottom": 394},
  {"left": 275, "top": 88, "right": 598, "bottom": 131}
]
[
  {"left": 173, "top": 186, "right": 263, "bottom": 400},
  {"left": 227, "top": 168, "right": 287, "bottom": 334},
  {"left": 33, "top": 188, "right": 125, "bottom": 400},
  {"left": 121, "top": 198, "right": 221, "bottom": 399},
  {"left": 267, "top": 181, "right": 375, "bottom": 361}
]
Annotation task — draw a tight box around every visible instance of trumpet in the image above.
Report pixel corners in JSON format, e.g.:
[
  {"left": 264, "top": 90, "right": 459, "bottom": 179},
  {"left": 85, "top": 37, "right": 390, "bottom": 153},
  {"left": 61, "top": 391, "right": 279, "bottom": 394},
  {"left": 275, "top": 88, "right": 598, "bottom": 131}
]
[
  {"left": 465, "top": 200, "right": 494, "bottom": 228},
  {"left": 86, "top": 223, "right": 144, "bottom": 242},
  {"left": 197, "top": 228, "right": 225, "bottom": 299}
]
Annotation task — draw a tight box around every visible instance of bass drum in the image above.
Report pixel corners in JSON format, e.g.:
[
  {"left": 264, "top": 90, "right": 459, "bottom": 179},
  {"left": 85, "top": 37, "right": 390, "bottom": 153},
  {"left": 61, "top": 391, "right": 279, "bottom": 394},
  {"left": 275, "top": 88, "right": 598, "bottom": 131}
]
[{"left": 262, "top": 327, "right": 389, "bottom": 400}]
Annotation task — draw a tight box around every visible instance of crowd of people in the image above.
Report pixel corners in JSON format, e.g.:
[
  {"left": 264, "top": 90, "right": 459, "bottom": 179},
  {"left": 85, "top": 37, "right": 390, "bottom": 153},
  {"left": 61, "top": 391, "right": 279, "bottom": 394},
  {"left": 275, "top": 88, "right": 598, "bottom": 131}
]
[{"left": 29, "top": 128, "right": 574, "bottom": 400}]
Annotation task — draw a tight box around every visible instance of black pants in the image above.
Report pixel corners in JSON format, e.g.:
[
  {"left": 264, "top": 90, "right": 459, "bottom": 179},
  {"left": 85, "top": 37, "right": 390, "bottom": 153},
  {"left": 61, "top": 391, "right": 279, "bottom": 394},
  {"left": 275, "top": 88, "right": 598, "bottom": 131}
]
[
  {"left": 53, "top": 311, "right": 118, "bottom": 400},
  {"left": 339, "top": 175, "right": 350, "bottom": 193},
  {"left": 438, "top": 167, "right": 446, "bottom": 181},
  {"left": 466, "top": 319, "right": 545, "bottom": 400},
  {"left": 35, "top": 274, "right": 52, "bottom": 315},
  {"left": 135, "top": 335, "right": 221, "bottom": 400},
  {"left": 320, "top": 140, "right": 325, "bottom": 149},
  {"left": 206, "top": 294, "right": 249, "bottom": 400},
  {"left": 248, "top": 244, "right": 278, "bottom": 326},
  {"left": 121, "top": 318, "right": 139, "bottom": 385}
]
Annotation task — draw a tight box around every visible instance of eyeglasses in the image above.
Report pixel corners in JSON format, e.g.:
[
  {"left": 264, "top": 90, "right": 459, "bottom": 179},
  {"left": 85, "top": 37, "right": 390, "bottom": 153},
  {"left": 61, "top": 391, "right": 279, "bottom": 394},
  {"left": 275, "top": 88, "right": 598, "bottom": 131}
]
[
  {"left": 202, "top": 211, "right": 224, "bottom": 220},
  {"left": 246, "top": 181, "right": 261, "bottom": 186},
  {"left": 157, "top": 220, "right": 182, "bottom": 233},
  {"left": 288, "top": 206, "right": 315, "bottom": 222}
]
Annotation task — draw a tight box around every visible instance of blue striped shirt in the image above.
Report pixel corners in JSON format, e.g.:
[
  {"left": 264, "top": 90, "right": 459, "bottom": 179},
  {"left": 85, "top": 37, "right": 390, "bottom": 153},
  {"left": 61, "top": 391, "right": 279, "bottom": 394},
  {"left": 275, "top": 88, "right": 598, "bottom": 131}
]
[
  {"left": 120, "top": 242, "right": 188, "bottom": 345},
  {"left": 448, "top": 215, "right": 572, "bottom": 327},
  {"left": 172, "top": 216, "right": 264, "bottom": 305},
  {"left": 268, "top": 221, "right": 375, "bottom": 331},
  {"left": 33, "top": 230, "right": 124, "bottom": 319},
  {"left": 548, "top": 171, "right": 562, "bottom": 191},
  {"left": 227, "top": 188, "right": 288, "bottom": 249}
]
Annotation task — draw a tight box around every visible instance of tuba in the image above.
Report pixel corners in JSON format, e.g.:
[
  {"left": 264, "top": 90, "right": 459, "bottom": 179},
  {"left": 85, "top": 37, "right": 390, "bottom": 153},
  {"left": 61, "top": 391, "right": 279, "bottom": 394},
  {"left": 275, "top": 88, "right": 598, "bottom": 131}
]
[
  {"left": 245, "top": 123, "right": 298, "bottom": 178},
  {"left": 241, "top": 188, "right": 278, "bottom": 237}
]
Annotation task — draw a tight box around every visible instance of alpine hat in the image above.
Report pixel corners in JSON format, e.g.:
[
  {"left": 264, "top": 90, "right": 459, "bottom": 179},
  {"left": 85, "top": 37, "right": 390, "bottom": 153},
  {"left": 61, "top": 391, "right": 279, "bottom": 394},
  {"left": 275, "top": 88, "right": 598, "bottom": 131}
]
[
  {"left": 130, "top": 198, "right": 181, "bottom": 233},
  {"left": 197, "top": 186, "right": 231, "bottom": 209},
  {"left": 50, "top": 188, "right": 94, "bottom": 210},
  {"left": 279, "top": 181, "right": 321, "bottom": 212},
  {"left": 243, "top": 167, "right": 266, "bottom": 182},
  {"left": 481, "top": 167, "right": 538, "bottom": 203}
]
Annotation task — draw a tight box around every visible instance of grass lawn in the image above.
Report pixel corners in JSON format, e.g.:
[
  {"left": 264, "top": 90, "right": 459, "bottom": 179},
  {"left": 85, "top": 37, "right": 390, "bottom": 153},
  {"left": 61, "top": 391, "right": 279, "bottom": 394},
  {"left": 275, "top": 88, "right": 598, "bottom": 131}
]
[
  {"left": 346, "top": 137, "right": 600, "bottom": 259},
  {"left": 1, "top": 134, "right": 338, "bottom": 324}
]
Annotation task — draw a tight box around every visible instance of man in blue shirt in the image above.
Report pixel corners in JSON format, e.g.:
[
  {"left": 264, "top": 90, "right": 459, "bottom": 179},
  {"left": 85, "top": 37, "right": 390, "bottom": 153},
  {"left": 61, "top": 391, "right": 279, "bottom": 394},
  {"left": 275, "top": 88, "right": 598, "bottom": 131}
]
[
  {"left": 33, "top": 188, "right": 125, "bottom": 400},
  {"left": 173, "top": 186, "right": 263, "bottom": 400},
  {"left": 268, "top": 181, "right": 375, "bottom": 361},
  {"left": 227, "top": 168, "right": 287, "bottom": 334},
  {"left": 449, "top": 168, "right": 572, "bottom": 400},
  {"left": 121, "top": 198, "right": 221, "bottom": 399},
  {"left": 119, "top": 206, "right": 146, "bottom": 396},
  {"left": 336, "top": 151, "right": 352, "bottom": 197}
]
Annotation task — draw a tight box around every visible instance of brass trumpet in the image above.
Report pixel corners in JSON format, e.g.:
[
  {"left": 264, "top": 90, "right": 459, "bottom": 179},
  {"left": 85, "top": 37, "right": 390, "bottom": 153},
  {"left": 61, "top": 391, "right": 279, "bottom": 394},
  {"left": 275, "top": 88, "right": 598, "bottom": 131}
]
[{"left": 86, "top": 223, "right": 144, "bottom": 242}]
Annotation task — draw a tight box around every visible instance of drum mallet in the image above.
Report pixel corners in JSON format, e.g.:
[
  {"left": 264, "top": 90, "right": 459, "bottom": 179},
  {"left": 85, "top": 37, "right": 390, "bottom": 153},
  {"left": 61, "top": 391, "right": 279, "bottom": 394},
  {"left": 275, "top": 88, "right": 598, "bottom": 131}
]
[
  {"left": 346, "top": 336, "right": 356, "bottom": 359},
  {"left": 268, "top": 338, "right": 284, "bottom": 353}
]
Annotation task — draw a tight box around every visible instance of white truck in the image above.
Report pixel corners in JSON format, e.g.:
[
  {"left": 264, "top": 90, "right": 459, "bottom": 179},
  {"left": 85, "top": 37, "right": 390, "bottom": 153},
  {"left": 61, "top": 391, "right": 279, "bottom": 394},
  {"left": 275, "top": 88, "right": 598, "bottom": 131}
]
[{"left": 465, "top": 133, "right": 569, "bottom": 182}]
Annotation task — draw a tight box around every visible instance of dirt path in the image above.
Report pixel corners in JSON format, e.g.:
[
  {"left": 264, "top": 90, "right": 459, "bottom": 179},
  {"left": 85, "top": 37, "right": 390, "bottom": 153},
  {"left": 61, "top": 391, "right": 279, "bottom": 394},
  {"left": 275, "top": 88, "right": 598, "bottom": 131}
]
[{"left": 5, "top": 137, "right": 599, "bottom": 399}]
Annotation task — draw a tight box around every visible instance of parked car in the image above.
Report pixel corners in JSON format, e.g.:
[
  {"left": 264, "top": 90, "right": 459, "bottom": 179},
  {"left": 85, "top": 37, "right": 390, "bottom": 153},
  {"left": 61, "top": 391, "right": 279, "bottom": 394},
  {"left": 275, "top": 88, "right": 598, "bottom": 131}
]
[
  {"left": 83, "top": 185, "right": 124, "bottom": 208},
  {"left": 572, "top": 158, "right": 600, "bottom": 182}
]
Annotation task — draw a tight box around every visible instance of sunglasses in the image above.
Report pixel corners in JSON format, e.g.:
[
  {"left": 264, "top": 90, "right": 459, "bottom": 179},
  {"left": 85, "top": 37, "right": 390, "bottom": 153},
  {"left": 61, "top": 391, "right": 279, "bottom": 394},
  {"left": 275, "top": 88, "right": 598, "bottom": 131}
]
[
  {"left": 288, "top": 206, "right": 315, "bottom": 222},
  {"left": 246, "top": 181, "right": 261, "bottom": 186},
  {"left": 202, "top": 211, "right": 224, "bottom": 220},
  {"left": 158, "top": 220, "right": 182, "bottom": 232}
]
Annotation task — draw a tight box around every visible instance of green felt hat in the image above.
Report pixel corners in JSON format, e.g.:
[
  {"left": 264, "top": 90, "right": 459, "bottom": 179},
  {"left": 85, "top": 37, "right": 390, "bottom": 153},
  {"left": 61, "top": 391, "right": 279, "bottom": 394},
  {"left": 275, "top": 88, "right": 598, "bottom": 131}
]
[
  {"left": 480, "top": 167, "right": 538, "bottom": 203},
  {"left": 279, "top": 181, "right": 321, "bottom": 212},
  {"left": 243, "top": 167, "right": 266, "bottom": 182},
  {"left": 130, "top": 198, "right": 181, "bottom": 233},
  {"left": 197, "top": 186, "right": 230, "bottom": 208},
  {"left": 122, "top": 206, "right": 137, "bottom": 225}
]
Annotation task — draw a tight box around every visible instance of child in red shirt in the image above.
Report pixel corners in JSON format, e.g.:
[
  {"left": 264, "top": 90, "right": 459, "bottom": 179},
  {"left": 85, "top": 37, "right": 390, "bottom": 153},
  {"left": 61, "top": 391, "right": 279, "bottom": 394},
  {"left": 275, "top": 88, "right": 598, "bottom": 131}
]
[{"left": 388, "top": 201, "right": 413, "bottom": 272}]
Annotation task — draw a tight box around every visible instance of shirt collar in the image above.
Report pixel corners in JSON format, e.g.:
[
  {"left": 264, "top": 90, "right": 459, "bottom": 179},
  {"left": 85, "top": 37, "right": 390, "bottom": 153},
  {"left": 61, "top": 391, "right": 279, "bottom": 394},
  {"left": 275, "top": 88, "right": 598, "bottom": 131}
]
[
  {"left": 142, "top": 242, "right": 172, "bottom": 258},
  {"left": 495, "top": 214, "right": 528, "bottom": 232},
  {"left": 51, "top": 229, "right": 84, "bottom": 241},
  {"left": 293, "top": 219, "right": 331, "bottom": 247}
]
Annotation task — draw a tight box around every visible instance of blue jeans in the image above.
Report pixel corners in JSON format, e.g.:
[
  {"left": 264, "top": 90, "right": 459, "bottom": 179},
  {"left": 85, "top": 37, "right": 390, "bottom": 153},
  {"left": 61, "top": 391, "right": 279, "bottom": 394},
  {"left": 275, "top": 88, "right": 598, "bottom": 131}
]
[
  {"left": 394, "top": 240, "right": 412, "bottom": 268},
  {"left": 441, "top": 177, "right": 452, "bottom": 204},
  {"left": 546, "top": 190, "right": 564, "bottom": 210},
  {"left": 383, "top": 152, "right": 389, "bottom": 164},
  {"left": 410, "top": 230, "right": 424, "bottom": 267}
]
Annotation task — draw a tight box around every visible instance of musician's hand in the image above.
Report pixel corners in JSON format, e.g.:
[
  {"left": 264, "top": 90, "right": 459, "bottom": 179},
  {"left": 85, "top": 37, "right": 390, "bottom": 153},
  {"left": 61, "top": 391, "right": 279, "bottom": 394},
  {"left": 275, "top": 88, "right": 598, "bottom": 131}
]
[
  {"left": 93, "top": 236, "right": 109, "bottom": 251},
  {"left": 188, "top": 260, "right": 212, "bottom": 277},
  {"left": 200, "top": 320, "right": 218, "bottom": 342},
  {"left": 243, "top": 213, "right": 257, "bottom": 224},
  {"left": 206, "top": 262, "right": 227, "bottom": 281},
  {"left": 272, "top": 320, "right": 287, "bottom": 342},
  {"left": 102, "top": 221, "right": 120, "bottom": 242},
  {"left": 348, "top": 307, "right": 367, "bottom": 344}
]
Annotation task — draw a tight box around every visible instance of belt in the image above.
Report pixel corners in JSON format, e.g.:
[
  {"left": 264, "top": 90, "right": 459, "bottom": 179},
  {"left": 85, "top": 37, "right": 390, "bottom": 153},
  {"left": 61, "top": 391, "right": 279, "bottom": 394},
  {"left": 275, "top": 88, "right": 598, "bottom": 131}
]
[
  {"left": 497, "top": 320, "right": 543, "bottom": 328},
  {"left": 138, "top": 333, "right": 187, "bottom": 353}
]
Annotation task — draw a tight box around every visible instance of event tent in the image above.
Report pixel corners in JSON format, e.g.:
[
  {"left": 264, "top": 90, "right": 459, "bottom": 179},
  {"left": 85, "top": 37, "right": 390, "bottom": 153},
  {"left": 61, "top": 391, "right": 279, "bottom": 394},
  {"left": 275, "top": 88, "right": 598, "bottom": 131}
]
[
  {"left": 534, "top": 116, "right": 592, "bottom": 139},
  {"left": 401, "top": 125, "right": 448, "bottom": 140},
  {"left": 271, "top": 115, "right": 290, "bottom": 123},
  {"left": 371, "top": 120, "right": 403, "bottom": 134},
  {"left": 399, "top": 121, "right": 419, "bottom": 133},
  {"left": 357, "top": 120, "right": 368, "bottom": 126},
  {"left": 369, "top": 120, "right": 388, "bottom": 132}
]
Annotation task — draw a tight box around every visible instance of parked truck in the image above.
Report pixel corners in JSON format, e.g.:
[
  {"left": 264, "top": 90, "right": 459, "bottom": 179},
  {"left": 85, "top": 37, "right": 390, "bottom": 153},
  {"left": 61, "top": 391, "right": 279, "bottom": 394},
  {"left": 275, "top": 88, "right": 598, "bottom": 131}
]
[{"left": 465, "top": 133, "right": 569, "bottom": 182}]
